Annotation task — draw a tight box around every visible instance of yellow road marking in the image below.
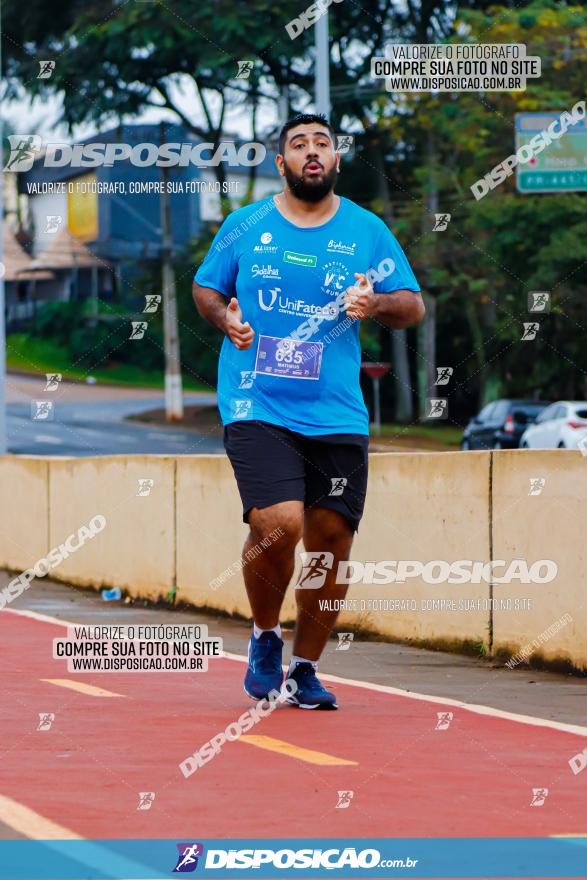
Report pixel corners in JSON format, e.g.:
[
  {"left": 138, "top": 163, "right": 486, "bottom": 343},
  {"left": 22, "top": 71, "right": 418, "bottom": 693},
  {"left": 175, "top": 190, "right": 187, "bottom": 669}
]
[
  {"left": 240, "top": 734, "right": 357, "bottom": 766},
  {"left": 41, "top": 679, "right": 125, "bottom": 698},
  {"left": 0, "top": 794, "right": 82, "bottom": 840}
]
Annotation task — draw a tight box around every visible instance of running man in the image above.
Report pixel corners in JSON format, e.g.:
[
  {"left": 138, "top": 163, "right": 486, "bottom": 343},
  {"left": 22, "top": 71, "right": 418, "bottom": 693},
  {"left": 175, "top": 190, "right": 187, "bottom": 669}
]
[{"left": 193, "top": 114, "right": 424, "bottom": 709}]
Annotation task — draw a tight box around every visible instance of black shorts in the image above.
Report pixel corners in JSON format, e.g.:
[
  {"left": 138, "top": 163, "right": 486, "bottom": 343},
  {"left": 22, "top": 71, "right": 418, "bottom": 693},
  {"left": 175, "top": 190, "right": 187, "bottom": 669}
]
[{"left": 223, "top": 420, "right": 369, "bottom": 532}]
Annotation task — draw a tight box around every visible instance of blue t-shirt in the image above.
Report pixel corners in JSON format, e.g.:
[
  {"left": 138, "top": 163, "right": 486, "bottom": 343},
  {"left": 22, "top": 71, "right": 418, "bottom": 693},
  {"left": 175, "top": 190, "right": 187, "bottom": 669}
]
[{"left": 195, "top": 195, "right": 420, "bottom": 436}]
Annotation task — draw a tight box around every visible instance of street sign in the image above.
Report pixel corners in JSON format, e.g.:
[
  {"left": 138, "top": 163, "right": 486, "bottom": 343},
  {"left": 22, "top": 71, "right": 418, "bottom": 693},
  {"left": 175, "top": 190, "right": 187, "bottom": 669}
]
[
  {"left": 361, "top": 362, "right": 391, "bottom": 381},
  {"left": 515, "top": 112, "right": 587, "bottom": 193},
  {"left": 361, "top": 362, "right": 391, "bottom": 436}
]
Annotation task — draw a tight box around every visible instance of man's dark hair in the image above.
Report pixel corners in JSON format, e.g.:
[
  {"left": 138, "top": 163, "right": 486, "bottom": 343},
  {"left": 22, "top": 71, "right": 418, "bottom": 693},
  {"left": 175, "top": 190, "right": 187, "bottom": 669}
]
[{"left": 278, "top": 113, "right": 337, "bottom": 155}]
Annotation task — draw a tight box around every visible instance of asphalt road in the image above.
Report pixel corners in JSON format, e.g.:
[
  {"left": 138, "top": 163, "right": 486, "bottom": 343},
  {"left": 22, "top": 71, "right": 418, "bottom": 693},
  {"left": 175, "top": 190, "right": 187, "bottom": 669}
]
[{"left": 4, "top": 373, "right": 224, "bottom": 456}]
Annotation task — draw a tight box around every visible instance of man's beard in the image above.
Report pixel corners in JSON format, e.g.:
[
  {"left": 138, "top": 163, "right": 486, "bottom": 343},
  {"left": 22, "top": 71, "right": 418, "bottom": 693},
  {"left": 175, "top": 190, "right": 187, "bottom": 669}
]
[{"left": 283, "top": 160, "right": 338, "bottom": 203}]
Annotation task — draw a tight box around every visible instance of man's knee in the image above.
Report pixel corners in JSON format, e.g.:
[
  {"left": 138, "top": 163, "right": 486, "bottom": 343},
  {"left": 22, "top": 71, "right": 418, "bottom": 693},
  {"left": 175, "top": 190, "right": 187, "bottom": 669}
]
[
  {"left": 305, "top": 508, "right": 354, "bottom": 553},
  {"left": 248, "top": 502, "right": 303, "bottom": 554}
]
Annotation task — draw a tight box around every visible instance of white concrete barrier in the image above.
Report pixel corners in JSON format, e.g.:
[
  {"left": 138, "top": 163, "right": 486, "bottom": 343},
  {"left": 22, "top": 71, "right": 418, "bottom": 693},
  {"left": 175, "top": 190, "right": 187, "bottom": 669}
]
[
  {"left": 1, "top": 449, "right": 585, "bottom": 668},
  {"left": 48, "top": 455, "right": 175, "bottom": 598},
  {"left": 491, "top": 449, "right": 587, "bottom": 669}
]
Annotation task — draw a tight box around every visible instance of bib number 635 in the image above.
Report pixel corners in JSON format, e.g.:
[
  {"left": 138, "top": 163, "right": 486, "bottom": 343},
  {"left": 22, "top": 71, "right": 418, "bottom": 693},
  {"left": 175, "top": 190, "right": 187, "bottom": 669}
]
[{"left": 275, "top": 340, "right": 303, "bottom": 364}]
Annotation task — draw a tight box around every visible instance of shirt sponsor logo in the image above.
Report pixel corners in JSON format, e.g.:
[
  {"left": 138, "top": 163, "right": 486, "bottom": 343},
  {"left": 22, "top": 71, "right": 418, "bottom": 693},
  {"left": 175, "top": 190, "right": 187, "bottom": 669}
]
[
  {"left": 322, "top": 260, "right": 350, "bottom": 295},
  {"left": 258, "top": 288, "right": 280, "bottom": 311},
  {"left": 283, "top": 250, "right": 318, "bottom": 267},
  {"left": 327, "top": 238, "right": 356, "bottom": 255},
  {"left": 251, "top": 264, "right": 281, "bottom": 279},
  {"left": 257, "top": 288, "right": 338, "bottom": 319},
  {"left": 253, "top": 232, "right": 278, "bottom": 253}
]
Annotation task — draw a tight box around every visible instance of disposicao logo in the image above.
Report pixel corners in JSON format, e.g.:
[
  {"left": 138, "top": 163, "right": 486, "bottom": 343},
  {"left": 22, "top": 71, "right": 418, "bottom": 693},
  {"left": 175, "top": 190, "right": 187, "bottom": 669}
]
[{"left": 173, "top": 843, "right": 204, "bottom": 872}]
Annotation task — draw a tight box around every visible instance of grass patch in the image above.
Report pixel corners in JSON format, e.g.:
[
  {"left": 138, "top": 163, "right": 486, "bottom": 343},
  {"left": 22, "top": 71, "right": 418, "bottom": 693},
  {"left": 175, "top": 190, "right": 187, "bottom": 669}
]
[
  {"left": 6, "top": 334, "right": 210, "bottom": 391},
  {"left": 373, "top": 422, "right": 463, "bottom": 449}
]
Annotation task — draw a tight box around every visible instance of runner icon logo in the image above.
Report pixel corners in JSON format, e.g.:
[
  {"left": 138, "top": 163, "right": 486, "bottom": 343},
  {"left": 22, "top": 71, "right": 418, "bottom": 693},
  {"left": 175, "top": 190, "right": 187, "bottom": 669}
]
[
  {"left": 137, "top": 479, "right": 155, "bottom": 497},
  {"left": 329, "top": 477, "right": 347, "bottom": 496},
  {"left": 4, "top": 134, "right": 43, "bottom": 171},
  {"left": 298, "top": 551, "right": 334, "bottom": 589},
  {"left": 336, "top": 135, "right": 355, "bottom": 156},
  {"left": 528, "top": 478, "right": 546, "bottom": 496},
  {"left": 38, "top": 60, "right": 56, "bottom": 79},
  {"left": 44, "top": 373, "right": 62, "bottom": 391},
  {"left": 232, "top": 399, "right": 253, "bottom": 419},
  {"left": 522, "top": 322, "right": 539, "bottom": 341},
  {"left": 137, "top": 791, "right": 155, "bottom": 811},
  {"left": 143, "top": 294, "right": 161, "bottom": 313},
  {"left": 530, "top": 788, "right": 548, "bottom": 807},
  {"left": 129, "top": 321, "right": 148, "bottom": 340},
  {"left": 432, "top": 213, "right": 451, "bottom": 231},
  {"left": 31, "top": 400, "right": 54, "bottom": 421},
  {"left": 435, "top": 711, "right": 453, "bottom": 730},
  {"left": 173, "top": 843, "right": 204, "bottom": 872},
  {"left": 44, "top": 215, "right": 63, "bottom": 233},
  {"left": 336, "top": 790, "right": 354, "bottom": 809},
  {"left": 336, "top": 632, "right": 354, "bottom": 651},
  {"left": 528, "top": 292, "right": 550, "bottom": 313},
  {"left": 37, "top": 713, "right": 55, "bottom": 731},
  {"left": 239, "top": 371, "right": 255, "bottom": 389},
  {"left": 235, "top": 60, "right": 254, "bottom": 79},
  {"left": 427, "top": 398, "right": 448, "bottom": 419},
  {"left": 435, "top": 367, "right": 453, "bottom": 386}
]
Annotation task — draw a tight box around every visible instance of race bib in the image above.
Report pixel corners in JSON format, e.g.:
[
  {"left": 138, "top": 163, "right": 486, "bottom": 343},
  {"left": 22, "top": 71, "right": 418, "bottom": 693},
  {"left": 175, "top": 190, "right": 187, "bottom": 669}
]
[{"left": 255, "top": 335, "right": 323, "bottom": 380}]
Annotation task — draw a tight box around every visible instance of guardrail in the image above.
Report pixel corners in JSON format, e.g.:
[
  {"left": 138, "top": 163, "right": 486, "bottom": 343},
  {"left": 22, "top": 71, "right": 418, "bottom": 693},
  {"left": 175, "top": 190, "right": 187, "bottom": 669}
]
[{"left": 0, "top": 450, "right": 584, "bottom": 669}]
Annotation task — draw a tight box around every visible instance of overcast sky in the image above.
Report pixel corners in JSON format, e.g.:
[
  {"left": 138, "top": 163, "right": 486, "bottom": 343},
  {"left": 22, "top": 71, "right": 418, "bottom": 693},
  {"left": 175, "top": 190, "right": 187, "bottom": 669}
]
[{"left": 2, "top": 74, "right": 296, "bottom": 143}]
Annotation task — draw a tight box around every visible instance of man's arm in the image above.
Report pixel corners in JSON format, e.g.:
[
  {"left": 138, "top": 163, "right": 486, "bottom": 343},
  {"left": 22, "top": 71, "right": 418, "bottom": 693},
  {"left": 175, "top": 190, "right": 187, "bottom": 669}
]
[
  {"left": 370, "top": 288, "right": 426, "bottom": 329},
  {"left": 192, "top": 282, "right": 255, "bottom": 350},
  {"left": 344, "top": 273, "right": 425, "bottom": 329}
]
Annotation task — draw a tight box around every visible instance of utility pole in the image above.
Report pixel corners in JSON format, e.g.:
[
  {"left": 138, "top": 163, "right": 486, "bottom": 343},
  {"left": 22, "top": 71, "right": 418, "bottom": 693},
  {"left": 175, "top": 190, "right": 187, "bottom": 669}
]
[
  {"left": 315, "top": 13, "right": 330, "bottom": 117},
  {"left": 0, "top": 5, "right": 7, "bottom": 454},
  {"left": 418, "top": 129, "right": 438, "bottom": 421},
  {"left": 159, "top": 121, "right": 183, "bottom": 421}
]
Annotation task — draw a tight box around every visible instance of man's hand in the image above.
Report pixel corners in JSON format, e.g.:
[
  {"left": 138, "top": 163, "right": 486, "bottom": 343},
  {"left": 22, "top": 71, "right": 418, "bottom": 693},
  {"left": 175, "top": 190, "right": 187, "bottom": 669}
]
[
  {"left": 225, "top": 297, "right": 255, "bottom": 350},
  {"left": 343, "top": 273, "right": 377, "bottom": 320}
]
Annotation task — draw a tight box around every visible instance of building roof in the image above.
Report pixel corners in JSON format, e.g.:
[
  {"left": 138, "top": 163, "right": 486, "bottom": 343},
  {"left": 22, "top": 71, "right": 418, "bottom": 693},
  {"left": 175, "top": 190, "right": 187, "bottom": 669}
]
[
  {"left": 31, "top": 227, "right": 107, "bottom": 270},
  {"left": 2, "top": 227, "right": 54, "bottom": 280}
]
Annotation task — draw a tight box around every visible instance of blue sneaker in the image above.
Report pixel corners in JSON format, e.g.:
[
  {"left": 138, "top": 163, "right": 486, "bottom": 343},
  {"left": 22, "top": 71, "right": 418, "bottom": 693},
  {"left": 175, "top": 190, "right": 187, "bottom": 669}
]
[
  {"left": 285, "top": 662, "right": 338, "bottom": 710},
  {"left": 244, "top": 632, "right": 284, "bottom": 700}
]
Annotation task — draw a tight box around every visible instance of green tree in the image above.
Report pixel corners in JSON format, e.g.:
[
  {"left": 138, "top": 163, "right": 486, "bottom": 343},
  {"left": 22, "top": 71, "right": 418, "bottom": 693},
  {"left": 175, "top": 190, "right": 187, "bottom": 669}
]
[{"left": 378, "top": 0, "right": 587, "bottom": 409}]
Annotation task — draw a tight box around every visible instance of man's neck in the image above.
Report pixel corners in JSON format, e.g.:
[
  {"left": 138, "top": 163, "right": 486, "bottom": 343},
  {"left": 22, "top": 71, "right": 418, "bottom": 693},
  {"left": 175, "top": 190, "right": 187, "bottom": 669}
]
[{"left": 274, "top": 189, "right": 340, "bottom": 228}]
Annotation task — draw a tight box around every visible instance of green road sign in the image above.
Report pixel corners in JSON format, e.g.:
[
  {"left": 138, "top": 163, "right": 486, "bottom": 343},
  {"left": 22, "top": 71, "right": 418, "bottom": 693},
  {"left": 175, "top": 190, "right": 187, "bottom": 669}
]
[{"left": 515, "top": 112, "right": 587, "bottom": 193}]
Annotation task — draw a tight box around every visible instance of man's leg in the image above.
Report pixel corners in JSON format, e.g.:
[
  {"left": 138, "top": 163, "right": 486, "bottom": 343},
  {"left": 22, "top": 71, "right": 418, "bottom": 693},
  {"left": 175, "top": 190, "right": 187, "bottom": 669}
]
[
  {"left": 242, "top": 499, "right": 303, "bottom": 700},
  {"left": 244, "top": 500, "right": 303, "bottom": 627},
  {"left": 293, "top": 507, "right": 354, "bottom": 660}
]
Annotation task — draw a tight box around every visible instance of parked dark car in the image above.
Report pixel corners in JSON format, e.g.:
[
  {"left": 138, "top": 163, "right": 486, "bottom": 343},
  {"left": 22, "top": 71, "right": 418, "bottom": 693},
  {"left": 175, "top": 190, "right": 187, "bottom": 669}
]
[{"left": 461, "top": 399, "right": 551, "bottom": 450}]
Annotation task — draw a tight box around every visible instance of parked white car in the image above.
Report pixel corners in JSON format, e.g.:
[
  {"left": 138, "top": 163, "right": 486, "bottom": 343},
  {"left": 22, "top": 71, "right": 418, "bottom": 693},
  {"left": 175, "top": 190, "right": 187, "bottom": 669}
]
[{"left": 520, "top": 401, "right": 587, "bottom": 450}]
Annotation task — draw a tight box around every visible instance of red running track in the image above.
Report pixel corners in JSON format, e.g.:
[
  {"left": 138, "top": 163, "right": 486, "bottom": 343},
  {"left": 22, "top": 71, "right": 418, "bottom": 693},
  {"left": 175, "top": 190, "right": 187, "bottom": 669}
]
[{"left": 1, "top": 608, "right": 587, "bottom": 843}]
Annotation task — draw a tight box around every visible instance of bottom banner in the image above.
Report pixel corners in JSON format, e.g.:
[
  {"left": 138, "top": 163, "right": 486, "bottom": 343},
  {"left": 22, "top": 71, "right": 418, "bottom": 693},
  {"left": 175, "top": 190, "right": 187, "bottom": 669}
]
[{"left": 1, "top": 837, "right": 587, "bottom": 879}]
